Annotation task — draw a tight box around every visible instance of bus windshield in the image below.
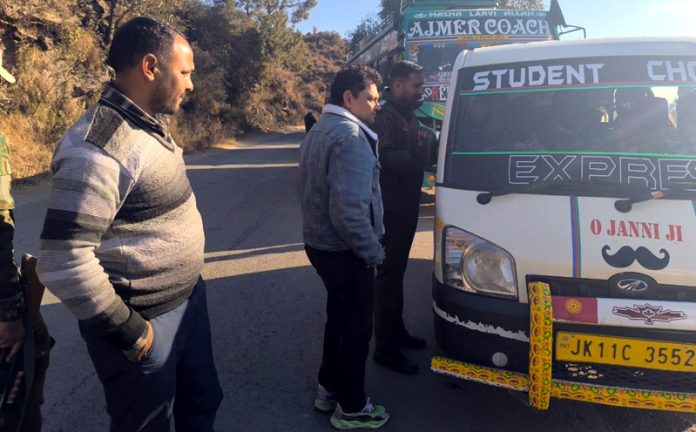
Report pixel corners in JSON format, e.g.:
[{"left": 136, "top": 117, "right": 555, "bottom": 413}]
[{"left": 444, "top": 55, "right": 696, "bottom": 195}]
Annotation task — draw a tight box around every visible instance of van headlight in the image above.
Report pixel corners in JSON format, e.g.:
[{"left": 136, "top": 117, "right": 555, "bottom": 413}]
[{"left": 444, "top": 226, "right": 518, "bottom": 298}]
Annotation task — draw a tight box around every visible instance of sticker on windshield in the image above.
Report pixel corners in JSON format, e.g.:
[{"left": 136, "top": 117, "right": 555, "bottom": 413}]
[
  {"left": 507, "top": 155, "right": 696, "bottom": 191},
  {"left": 459, "top": 56, "right": 696, "bottom": 94}
]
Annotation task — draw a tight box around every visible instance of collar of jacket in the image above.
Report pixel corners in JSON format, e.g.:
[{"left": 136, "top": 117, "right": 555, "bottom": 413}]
[
  {"left": 99, "top": 83, "right": 174, "bottom": 149},
  {"left": 322, "top": 104, "right": 379, "bottom": 142}
]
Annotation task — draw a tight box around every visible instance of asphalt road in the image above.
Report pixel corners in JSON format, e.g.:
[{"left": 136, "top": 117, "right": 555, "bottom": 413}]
[{"left": 11, "top": 132, "right": 696, "bottom": 431}]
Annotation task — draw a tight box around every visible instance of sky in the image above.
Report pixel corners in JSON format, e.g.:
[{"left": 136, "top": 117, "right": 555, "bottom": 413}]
[{"left": 295, "top": 0, "right": 696, "bottom": 39}]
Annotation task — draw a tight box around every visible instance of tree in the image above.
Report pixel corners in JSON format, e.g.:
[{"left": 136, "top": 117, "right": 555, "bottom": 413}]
[
  {"left": 378, "top": 0, "right": 399, "bottom": 21},
  {"left": 234, "top": 0, "right": 317, "bottom": 24},
  {"left": 346, "top": 15, "right": 381, "bottom": 56},
  {"left": 0, "top": 0, "right": 334, "bottom": 163},
  {"left": 181, "top": 0, "right": 318, "bottom": 130},
  {"left": 77, "top": 0, "right": 187, "bottom": 46}
]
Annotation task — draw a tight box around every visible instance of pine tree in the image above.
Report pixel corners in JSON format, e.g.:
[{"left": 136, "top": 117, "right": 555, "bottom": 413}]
[
  {"left": 234, "top": 0, "right": 317, "bottom": 24},
  {"left": 379, "top": 0, "right": 400, "bottom": 20},
  {"left": 347, "top": 16, "right": 382, "bottom": 55}
]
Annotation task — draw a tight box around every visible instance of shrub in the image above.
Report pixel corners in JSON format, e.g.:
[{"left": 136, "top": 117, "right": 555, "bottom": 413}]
[{"left": 0, "top": 113, "right": 53, "bottom": 179}]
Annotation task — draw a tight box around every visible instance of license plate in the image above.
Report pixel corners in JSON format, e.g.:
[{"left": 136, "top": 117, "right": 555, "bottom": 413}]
[{"left": 556, "top": 332, "right": 696, "bottom": 372}]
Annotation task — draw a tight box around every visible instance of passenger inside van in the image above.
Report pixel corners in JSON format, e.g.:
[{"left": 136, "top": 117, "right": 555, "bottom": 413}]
[
  {"left": 536, "top": 90, "right": 604, "bottom": 150},
  {"left": 456, "top": 95, "right": 507, "bottom": 151},
  {"left": 613, "top": 87, "right": 672, "bottom": 144},
  {"left": 676, "top": 87, "right": 696, "bottom": 152},
  {"left": 503, "top": 94, "right": 540, "bottom": 150}
]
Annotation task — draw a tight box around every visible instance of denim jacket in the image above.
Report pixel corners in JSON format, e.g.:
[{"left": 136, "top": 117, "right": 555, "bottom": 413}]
[{"left": 299, "top": 104, "right": 385, "bottom": 266}]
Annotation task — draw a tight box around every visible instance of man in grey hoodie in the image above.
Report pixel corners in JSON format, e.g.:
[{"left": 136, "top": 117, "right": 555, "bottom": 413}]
[
  {"left": 37, "top": 17, "right": 222, "bottom": 431},
  {"left": 299, "top": 65, "right": 390, "bottom": 430}
]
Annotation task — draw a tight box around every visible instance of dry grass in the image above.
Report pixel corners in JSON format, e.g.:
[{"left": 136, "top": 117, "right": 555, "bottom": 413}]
[
  {"left": 0, "top": 113, "right": 54, "bottom": 179},
  {"left": 0, "top": 28, "right": 345, "bottom": 178},
  {"left": 170, "top": 115, "right": 239, "bottom": 153},
  {"left": 1, "top": 29, "right": 104, "bottom": 180}
]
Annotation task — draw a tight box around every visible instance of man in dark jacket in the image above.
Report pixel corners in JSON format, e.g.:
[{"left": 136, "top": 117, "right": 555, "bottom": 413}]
[{"left": 372, "top": 61, "right": 426, "bottom": 374}]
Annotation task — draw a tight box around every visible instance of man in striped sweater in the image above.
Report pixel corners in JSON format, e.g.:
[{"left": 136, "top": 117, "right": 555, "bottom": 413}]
[{"left": 37, "top": 17, "right": 222, "bottom": 431}]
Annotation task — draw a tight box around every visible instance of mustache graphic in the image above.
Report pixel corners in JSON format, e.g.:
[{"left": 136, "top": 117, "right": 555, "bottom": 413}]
[{"left": 602, "top": 245, "right": 670, "bottom": 271}]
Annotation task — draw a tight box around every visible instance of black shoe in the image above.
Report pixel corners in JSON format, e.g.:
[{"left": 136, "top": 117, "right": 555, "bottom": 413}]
[
  {"left": 396, "top": 333, "right": 426, "bottom": 349},
  {"left": 374, "top": 349, "right": 419, "bottom": 375}
]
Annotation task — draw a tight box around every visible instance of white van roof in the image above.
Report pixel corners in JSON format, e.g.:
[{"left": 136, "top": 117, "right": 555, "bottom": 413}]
[{"left": 454, "top": 37, "right": 696, "bottom": 69}]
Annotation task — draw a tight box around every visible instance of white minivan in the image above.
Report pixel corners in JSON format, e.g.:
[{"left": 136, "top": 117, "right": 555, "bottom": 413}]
[{"left": 431, "top": 38, "right": 696, "bottom": 412}]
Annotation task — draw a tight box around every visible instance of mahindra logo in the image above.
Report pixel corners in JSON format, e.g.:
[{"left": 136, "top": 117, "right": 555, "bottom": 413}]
[
  {"left": 616, "top": 278, "right": 649, "bottom": 293},
  {"left": 609, "top": 273, "right": 656, "bottom": 298}
]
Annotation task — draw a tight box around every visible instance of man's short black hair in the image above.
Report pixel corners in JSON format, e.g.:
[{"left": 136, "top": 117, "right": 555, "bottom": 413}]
[
  {"left": 390, "top": 61, "right": 423, "bottom": 82},
  {"left": 107, "top": 16, "right": 183, "bottom": 74},
  {"left": 329, "top": 65, "right": 382, "bottom": 107}
]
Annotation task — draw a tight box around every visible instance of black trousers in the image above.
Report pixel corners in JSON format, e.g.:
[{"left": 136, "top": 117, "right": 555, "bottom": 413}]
[
  {"left": 305, "top": 246, "right": 374, "bottom": 413},
  {"left": 374, "top": 206, "right": 420, "bottom": 352}
]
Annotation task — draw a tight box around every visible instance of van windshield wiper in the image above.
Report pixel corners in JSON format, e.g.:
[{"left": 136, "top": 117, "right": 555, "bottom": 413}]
[
  {"left": 614, "top": 186, "right": 696, "bottom": 213},
  {"left": 476, "top": 180, "right": 599, "bottom": 205},
  {"left": 477, "top": 181, "right": 696, "bottom": 208}
]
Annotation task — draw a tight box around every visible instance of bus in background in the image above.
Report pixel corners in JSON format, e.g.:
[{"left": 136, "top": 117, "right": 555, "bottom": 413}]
[{"left": 347, "top": 0, "right": 573, "bottom": 134}]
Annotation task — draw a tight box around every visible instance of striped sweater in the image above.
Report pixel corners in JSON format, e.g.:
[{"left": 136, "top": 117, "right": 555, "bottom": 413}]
[{"left": 37, "top": 86, "right": 205, "bottom": 350}]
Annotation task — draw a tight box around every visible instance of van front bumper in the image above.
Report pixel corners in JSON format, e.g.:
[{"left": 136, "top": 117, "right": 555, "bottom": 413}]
[
  {"left": 432, "top": 278, "right": 696, "bottom": 413},
  {"left": 432, "top": 274, "right": 530, "bottom": 373}
]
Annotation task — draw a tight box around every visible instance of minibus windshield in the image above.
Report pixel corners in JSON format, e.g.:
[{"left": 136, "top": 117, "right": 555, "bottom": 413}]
[{"left": 444, "top": 55, "right": 696, "bottom": 197}]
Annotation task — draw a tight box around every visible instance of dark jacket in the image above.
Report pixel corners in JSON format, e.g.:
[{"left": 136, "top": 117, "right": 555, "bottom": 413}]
[
  {"left": 373, "top": 95, "right": 425, "bottom": 212},
  {"left": 304, "top": 112, "right": 317, "bottom": 133}
]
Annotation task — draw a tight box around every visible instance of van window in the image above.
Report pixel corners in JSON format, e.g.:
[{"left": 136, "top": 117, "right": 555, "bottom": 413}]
[
  {"left": 444, "top": 55, "right": 696, "bottom": 195},
  {"left": 449, "top": 85, "right": 693, "bottom": 154}
]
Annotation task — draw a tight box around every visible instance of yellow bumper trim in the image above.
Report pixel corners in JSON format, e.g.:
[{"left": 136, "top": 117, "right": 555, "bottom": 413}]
[
  {"left": 431, "top": 356, "right": 696, "bottom": 412},
  {"left": 431, "top": 281, "right": 696, "bottom": 412}
]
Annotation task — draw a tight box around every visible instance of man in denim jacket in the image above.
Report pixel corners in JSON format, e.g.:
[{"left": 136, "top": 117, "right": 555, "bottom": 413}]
[{"left": 300, "top": 65, "right": 390, "bottom": 430}]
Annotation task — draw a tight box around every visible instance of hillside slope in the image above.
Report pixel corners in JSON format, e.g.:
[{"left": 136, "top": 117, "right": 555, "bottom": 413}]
[{"left": 0, "top": 2, "right": 347, "bottom": 179}]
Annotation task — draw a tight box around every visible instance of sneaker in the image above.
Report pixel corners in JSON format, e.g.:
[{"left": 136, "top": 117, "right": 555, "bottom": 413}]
[
  {"left": 330, "top": 400, "right": 391, "bottom": 430},
  {"left": 314, "top": 384, "right": 337, "bottom": 412}
]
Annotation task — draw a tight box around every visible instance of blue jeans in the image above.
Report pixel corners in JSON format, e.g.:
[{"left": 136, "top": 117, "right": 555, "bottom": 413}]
[{"left": 80, "top": 278, "right": 223, "bottom": 432}]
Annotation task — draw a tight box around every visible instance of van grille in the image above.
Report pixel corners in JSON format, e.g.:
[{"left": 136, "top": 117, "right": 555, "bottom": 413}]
[
  {"left": 528, "top": 275, "right": 696, "bottom": 302},
  {"left": 552, "top": 361, "right": 696, "bottom": 393}
]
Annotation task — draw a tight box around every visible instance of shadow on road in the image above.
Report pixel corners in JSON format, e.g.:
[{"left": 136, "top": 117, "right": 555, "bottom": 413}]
[{"left": 36, "top": 253, "right": 696, "bottom": 431}]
